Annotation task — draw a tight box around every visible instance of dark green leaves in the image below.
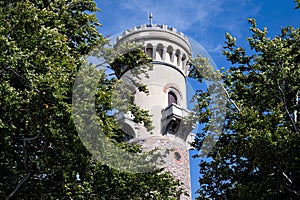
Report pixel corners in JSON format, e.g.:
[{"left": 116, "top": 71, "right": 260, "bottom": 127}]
[
  {"left": 191, "top": 14, "right": 300, "bottom": 200},
  {"left": 0, "top": 1, "right": 181, "bottom": 199}
]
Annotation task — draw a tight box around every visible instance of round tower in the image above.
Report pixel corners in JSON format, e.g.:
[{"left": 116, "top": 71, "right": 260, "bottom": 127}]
[{"left": 115, "top": 24, "right": 194, "bottom": 200}]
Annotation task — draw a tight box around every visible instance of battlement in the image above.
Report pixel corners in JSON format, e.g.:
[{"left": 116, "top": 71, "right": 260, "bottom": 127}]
[{"left": 116, "top": 24, "right": 189, "bottom": 44}]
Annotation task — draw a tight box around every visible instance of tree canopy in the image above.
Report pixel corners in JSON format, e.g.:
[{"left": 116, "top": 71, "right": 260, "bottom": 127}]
[
  {"left": 0, "top": 1, "right": 183, "bottom": 199},
  {"left": 191, "top": 3, "right": 300, "bottom": 199}
]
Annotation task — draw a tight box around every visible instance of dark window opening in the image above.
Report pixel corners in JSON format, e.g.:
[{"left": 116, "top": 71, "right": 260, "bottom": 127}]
[
  {"left": 174, "top": 152, "right": 181, "bottom": 161},
  {"left": 123, "top": 133, "right": 134, "bottom": 142},
  {"left": 146, "top": 48, "right": 153, "bottom": 58},
  {"left": 165, "top": 120, "right": 179, "bottom": 135},
  {"left": 168, "top": 91, "right": 177, "bottom": 105}
]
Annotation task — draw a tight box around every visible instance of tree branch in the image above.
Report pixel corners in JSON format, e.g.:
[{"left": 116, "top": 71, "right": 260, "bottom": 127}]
[
  {"left": 277, "top": 80, "right": 299, "bottom": 134},
  {"left": 217, "top": 81, "right": 241, "bottom": 112},
  {"left": 282, "top": 171, "right": 293, "bottom": 184},
  {"left": 5, "top": 133, "right": 40, "bottom": 199},
  {"left": 285, "top": 186, "right": 300, "bottom": 196},
  {"left": 5, "top": 172, "right": 32, "bottom": 200},
  {"left": 21, "top": 133, "right": 40, "bottom": 142}
]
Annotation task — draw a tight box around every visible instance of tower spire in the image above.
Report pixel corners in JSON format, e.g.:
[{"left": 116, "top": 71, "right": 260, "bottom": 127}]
[{"left": 149, "top": 12, "right": 153, "bottom": 25}]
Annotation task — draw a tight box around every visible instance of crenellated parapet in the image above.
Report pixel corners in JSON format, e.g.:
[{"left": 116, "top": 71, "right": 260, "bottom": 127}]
[{"left": 114, "top": 24, "right": 192, "bottom": 76}]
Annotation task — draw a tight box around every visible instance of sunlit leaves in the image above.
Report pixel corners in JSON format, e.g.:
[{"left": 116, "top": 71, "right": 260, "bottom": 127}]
[
  {"left": 192, "top": 17, "right": 300, "bottom": 200},
  {"left": 0, "top": 1, "right": 182, "bottom": 199}
]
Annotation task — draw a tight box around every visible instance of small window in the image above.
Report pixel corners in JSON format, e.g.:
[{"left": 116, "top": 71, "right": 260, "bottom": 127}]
[
  {"left": 146, "top": 43, "right": 153, "bottom": 58},
  {"left": 146, "top": 48, "right": 153, "bottom": 58},
  {"left": 168, "top": 91, "right": 177, "bottom": 105},
  {"left": 174, "top": 152, "right": 181, "bottom": 161},
  {"left": 156, "top": 44, "right": 164, "bottom": 60}
]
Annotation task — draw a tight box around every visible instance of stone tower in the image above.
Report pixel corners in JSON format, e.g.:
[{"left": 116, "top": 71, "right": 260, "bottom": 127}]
[{"left": 115, "top": 23, "right": 194, "bottom": 200}]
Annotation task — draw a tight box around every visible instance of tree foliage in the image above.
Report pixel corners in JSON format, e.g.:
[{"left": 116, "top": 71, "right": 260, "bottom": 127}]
[
  {"left": 0, "top": 1, "right": 182, "bottom": 199},
  {"left": 191, "top": 13, "right": 300, "bottom": 200}
]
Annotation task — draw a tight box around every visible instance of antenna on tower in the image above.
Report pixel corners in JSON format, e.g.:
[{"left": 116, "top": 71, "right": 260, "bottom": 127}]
[{"left": 149, "top": 12, "right": 153, "bottom": 25}]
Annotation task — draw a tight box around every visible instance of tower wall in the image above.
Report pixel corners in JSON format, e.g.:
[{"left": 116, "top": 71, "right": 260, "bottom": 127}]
[{"left": 122, "top": 63, "right": 187, "bottom": 137}]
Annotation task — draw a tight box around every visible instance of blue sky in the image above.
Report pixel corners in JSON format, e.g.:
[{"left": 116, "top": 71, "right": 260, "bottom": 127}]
[
  {"left": 96, "top": 0, "right": 300, "bottom": 69},
  {"left": 94, "top": 1, "right": 300, "bottom": 199}
]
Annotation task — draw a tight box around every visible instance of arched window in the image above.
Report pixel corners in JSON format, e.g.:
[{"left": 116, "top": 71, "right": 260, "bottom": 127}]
[
  {"left": 156, "top": 44, "right": 164, "bottom": 60},
  {"left": 182, "top": 53, "right": 187, "bottom": 68},
  {"left": 146, "top": 43, "right": 153, "bottom": 58},
  {"left": 166, "top": 46, "right": 173, "bottom": 62},
  {"left": 175, "top": 49, "right": 181, "bottom": 65},
  {"left": 168, "top": 91, "right": 177, "bottom": 105}
]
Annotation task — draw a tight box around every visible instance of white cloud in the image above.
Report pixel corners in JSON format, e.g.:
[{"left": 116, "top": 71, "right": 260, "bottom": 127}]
[
  {"left": 114, "top": 0, "right": 260, "bottom": 33},
  {"left": 118, "top": 0, "right": 223, "bottom": 31},
  {"left": 97, "top": 0, "right": 262, "bottom": 60}
]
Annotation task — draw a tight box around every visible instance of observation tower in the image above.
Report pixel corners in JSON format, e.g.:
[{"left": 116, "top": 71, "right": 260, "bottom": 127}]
[{"left": 115, "top": 16, "right": 195, "bottom": 200}]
